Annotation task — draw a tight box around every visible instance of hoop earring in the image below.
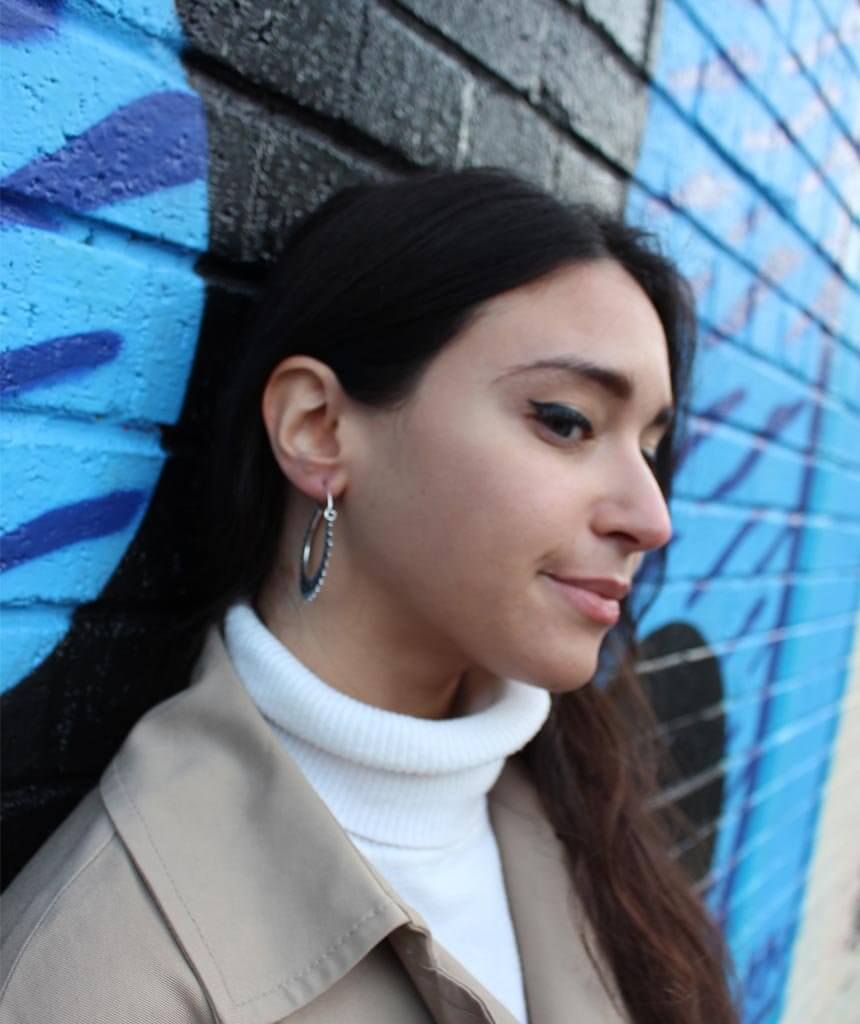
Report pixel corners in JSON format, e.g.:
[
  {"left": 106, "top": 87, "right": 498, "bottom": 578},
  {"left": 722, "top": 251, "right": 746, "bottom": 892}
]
[{"left": 299, "top": 489, "right": 337, "bottom": 602}]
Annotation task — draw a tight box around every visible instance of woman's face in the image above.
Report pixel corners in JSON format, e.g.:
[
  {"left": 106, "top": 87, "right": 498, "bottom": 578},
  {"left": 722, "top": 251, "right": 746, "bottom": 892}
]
[{"left": 340, "top": 258, "right": 675, "bottom": 693}]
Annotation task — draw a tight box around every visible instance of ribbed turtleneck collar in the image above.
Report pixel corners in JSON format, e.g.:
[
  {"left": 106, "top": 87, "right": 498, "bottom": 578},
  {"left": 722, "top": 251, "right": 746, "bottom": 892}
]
[{"left": 223, "top": 602, "right": 552, "bottom": 849}]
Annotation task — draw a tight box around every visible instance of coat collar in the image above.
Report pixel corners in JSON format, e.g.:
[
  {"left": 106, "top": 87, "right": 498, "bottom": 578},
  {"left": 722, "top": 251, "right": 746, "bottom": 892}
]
[
  {"left": 101, "top": 626, "right": 407, "bottom": 1024},
  {"left": 489, "top": 766, "right": 629, "bottom": 1023},
  {"left": 100, "top": 625, "right": 627, "bottom": 1024}
]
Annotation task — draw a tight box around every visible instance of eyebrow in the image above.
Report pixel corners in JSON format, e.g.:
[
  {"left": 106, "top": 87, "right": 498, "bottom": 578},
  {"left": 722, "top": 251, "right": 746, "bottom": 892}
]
[{"left": 495, "top": 355, "right": 675, "bottom": 427}]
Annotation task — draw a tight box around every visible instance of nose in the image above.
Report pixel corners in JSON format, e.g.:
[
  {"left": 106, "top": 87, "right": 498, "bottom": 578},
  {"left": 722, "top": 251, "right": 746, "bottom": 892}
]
[{"left": 592, "top": 452, "right": 673, "bottom": 553}]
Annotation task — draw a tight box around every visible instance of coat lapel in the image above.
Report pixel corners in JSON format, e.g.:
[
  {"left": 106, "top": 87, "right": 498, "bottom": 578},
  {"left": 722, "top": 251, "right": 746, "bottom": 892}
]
[
  {"left": 384, "top": 918, "right": 519, "bottom": 1024},
  {"left": 100, "top": 627, "right": 409, "bottom": 1024},
  {"left": 100, "top": 624, "right": 626, "bottom": 1024},
  {"left": 489, "top": 759, "right": 631, "bottom": 1024},
  {"left": 99, "top": 626, "right": 520, "bottom": 1024}
]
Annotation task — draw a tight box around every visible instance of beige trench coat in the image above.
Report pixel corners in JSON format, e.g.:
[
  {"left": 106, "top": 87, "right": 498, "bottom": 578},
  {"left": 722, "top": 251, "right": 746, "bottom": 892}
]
[{"left": 0, "top": 626, "right": 629, "bottom": 1024}]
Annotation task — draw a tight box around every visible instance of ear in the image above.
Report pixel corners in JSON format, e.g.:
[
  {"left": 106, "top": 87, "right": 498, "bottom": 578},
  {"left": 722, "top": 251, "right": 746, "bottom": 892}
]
[{"left": 261, "top": 355, "right": 350, "bottom": 503}]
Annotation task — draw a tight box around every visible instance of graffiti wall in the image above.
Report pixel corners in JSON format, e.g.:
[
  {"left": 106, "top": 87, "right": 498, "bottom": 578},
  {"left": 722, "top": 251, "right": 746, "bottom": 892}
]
[
  {"left": 1, "top": 0, "right": 208, "bottom": 688},
  {"left": 1, "top": 1, "right": 858, "bottom": 1021},
  {"left": 627, "top": 1, "right": 860, "bottom": 1021}
]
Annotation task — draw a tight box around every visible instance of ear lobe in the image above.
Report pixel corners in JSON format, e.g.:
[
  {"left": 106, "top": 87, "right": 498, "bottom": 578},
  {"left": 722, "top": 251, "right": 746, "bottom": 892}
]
[{"left": 261, "top": 356, "right": 348, "bottom": 501}]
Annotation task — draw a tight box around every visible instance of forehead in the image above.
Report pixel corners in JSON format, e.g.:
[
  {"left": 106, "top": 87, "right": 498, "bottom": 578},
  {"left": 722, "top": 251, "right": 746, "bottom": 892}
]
[{"left": 435, "top": 259, "right": 673, "bottom": 401}]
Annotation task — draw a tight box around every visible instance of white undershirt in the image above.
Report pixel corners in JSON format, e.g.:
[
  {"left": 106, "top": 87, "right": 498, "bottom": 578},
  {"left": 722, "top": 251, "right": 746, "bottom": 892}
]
[{"left": 223, "top": 602, "right": 551, "bottom": 1023}]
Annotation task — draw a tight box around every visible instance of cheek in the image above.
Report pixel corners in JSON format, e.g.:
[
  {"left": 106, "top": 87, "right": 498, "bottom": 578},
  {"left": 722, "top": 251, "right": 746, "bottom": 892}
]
[
  {"left": 403, "top": 419, "right": 565, "bottom": 577},
  {"left": 354, "top": 390, "right": 583, "bottom": 610}
]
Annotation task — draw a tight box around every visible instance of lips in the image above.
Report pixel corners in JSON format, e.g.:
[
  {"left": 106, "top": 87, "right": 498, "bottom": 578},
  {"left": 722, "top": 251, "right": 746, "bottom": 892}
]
[{"left": 543, "top": 574, "right": 629, "bottom": 626}]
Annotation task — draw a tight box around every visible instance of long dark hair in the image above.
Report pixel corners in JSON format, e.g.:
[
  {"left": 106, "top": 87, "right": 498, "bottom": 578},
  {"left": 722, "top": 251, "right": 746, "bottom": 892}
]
[{"left": 200, "top": 167, "right": 740, "bottom": 1024}]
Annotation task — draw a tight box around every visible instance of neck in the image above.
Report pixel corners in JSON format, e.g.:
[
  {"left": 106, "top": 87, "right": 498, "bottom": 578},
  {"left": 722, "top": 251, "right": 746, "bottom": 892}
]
[
  {"left": 256, "top": 562, "right": 494, "bottom": 720},
  {"left": 223, "top": 600, "right": 553, "bottom": 846}
]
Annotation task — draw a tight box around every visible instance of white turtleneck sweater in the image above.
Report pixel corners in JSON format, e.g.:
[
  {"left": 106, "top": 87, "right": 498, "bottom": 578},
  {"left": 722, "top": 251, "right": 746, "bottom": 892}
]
[{"left": 223, "top": 602, "right": 551, "bottom": 1023}]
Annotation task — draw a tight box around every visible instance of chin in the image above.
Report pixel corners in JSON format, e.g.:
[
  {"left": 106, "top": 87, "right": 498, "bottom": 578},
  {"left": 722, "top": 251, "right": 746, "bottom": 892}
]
[
  {"left": 540, "top": 671, "right": 596, "bottom": 695},
  {"left": 517, "top": 648, "right": 600, "bottom": 694}
]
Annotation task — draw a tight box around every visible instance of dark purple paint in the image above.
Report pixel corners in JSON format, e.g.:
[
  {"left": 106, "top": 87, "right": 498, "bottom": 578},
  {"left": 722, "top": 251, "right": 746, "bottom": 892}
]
[
  {"left": 1, "top": 331, "right": 121, "bottom": 395},
  {"left": 675, "top": 387, "right": 747, "bottom": 471},
  {"left": 0, "top": 490, "right": 147, "bottom": 573},
  {"left": 0, "top": 0, "right": 62, "bottom": 42},
  {"left": 742, "top": 923, "right": 795, "bottom": 1024},
  {"left": 751, "top": 523, "right": 793, "bottom": 575},
  {"left": 0, "top": 191, "right": 59, "bottom": 230},
  {"left": 716, "top": 334, "right": 834, "bottom": 923},
  {"left": 736, "top": 595, "right": 767, "bottom": 638},
  {"left": 0, "top": 92, "right": 206, "bottom": 229},
  {"left": 687, "top": 516, "right": 760, "bottom": 608},
  {"left": 707, "top": 399, "right": 806, "bottom": 501}
]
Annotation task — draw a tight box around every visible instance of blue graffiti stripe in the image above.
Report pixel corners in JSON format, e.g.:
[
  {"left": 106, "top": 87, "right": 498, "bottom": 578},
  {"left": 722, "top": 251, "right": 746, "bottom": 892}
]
[
  {"left": 751, "top": 524, "right": 794, "bottom": 575},
  {"left": 716, "top": 341, "right": 835, "bottom": 921},
  {"left": 0, "top": 91, "right": 206, "bottom": 229},
  {"left": 0, "top": 0, "right": 207, "bottom": 692},
  {"left": 0, "top": 0, "right": 62, "bottom": 43},
  {"left": 676, "top": 388, "right": 747, "bottom": 470},
  {"left": 736, "top": 595, "right": 768, "bottom": 638},
  {"left": 686, "top": 518, "right": 759, "bottom": 608},
  {"left": 706, "top": 400, "right": 807, "bottom": 501},
  {"left": 0, "top": 191, "right": 58, "bottom": 229},
  {"left": 0, "top": 331, "right": 121, "bottom": 396},
  {"left": 0, "top": 490, "right": 146, "bottom": 573},
  {"left": 630, "top": 3, "right": 860, "bottom": 1017}
]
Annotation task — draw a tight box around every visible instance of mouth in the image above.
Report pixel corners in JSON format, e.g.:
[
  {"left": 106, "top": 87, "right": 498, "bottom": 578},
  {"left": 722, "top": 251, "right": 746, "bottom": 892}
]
[{"left": 542, "top": 574, "right": 628, "bottom": 626}]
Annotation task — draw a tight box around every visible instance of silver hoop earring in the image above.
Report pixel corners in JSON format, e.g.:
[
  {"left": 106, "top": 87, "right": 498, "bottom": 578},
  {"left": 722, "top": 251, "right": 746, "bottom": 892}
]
[{"left": 299, "top": 490, "right": 337, "bottom": 601}]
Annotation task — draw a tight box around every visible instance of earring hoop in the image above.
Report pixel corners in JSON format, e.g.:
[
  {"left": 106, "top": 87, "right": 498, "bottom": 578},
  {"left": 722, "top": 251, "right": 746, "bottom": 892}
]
[{"left": 299, "top": 489, "right": 337, "bottom": 601}]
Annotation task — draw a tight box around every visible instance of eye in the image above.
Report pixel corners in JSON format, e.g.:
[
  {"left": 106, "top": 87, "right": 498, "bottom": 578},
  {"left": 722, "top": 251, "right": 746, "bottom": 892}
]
[{"left": 529, "top": 400, "right": 593, "bottom": 442}]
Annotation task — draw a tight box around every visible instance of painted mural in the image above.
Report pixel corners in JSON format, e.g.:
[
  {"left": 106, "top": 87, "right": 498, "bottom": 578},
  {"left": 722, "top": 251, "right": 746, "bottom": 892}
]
[
  {"left": 1, "top": 0, "right": 208, "bottom": 685},
  {"left": 1, "top": 1, "right": 858, "bottom": 1021},
  {"left": 626, "top": 1, "right": 860, "bottom": 1021}
]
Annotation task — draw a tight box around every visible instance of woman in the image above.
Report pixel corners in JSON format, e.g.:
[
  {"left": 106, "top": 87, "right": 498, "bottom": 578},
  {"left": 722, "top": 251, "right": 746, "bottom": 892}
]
[{"left": 0, "top": 168, "right": 739, "bottom": 1023}]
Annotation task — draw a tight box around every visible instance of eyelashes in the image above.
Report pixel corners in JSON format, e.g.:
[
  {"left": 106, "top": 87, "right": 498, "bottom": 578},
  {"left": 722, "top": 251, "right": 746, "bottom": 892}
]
[
  {"left": 528, "top": 400, "right": 593, "bottom": 441},
  {"left": 528, "top": 399, "right": 660, "bottom": 474}
]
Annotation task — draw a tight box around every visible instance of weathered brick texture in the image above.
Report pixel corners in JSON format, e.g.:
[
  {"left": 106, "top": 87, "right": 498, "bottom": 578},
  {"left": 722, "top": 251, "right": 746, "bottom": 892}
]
[
  {"left": 2, "top": 2, "right": 858, "bottom": 1022},
  {"left": 625, "top": 2, "right": 860, "bottom": 1021}
]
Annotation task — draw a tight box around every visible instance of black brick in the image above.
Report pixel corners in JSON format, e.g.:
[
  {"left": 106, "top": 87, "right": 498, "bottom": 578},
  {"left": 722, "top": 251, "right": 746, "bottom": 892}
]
[
  {"left": 554, "top": 143, "right": 626, "bottom": 212},
  {"left": 396, "top": 0, "right": 550, "bottom": 92},
  {"left": 581, "top": 0, "right": 652, "bottom": 65},
  {"left": 350, "top": 5, "right": 469, "bottom": 167},
  {"left": 175, "top": 0, "right": 365, "bottom": 119},
  {"left": 190, "top": 71, "right": 389, "bottom": 264},
  {"left": 541, "top": 16, "right": 647, "bottom": 171},
  {"left": 462, "top": 85, "right": 557, "bottom": 188}
]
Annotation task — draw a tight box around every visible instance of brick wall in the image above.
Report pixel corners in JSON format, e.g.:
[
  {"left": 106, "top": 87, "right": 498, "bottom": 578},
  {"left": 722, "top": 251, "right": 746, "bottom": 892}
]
[
  {"left": 1, "top": 1, "right": 858, "bottom": 1021},
  {"left": 626, "top": 2, "right": 860, "bottom": 1022}
]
